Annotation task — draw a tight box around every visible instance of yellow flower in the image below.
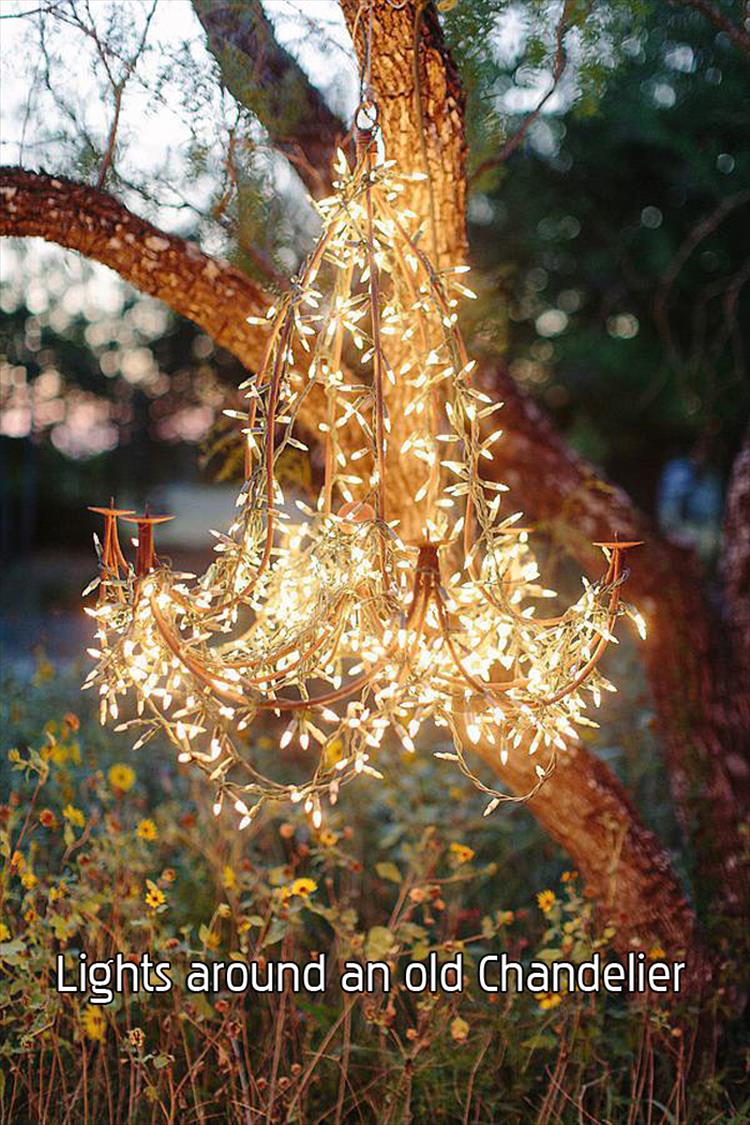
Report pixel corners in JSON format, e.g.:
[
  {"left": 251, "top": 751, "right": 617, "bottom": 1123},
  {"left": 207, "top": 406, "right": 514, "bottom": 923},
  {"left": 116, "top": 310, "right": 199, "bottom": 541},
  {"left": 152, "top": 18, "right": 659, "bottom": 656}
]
[
  {"left": 282, "top": 877, "right": 318, "bottom": 901},
  {"left": 81, "top": 1006, "right": 106, "bottom": 1042},
  {"left": 203, "top": 929, "right": 220, "bottom": 951},
  {"left": 449, "top": 842, "right": 475, "bottom": 864},
  {"left": 537, "top": 992, "right": 562, "bottom": 1011},
  {"left": 561, "top": 870, "right": 578, "bottom": 883},
  {"left": 450, "top": 1016, "right": 470, "bottom": 1042},
  {"left": 222, "top": 865, "right": 237, "bottom": 891},
  {"left": 49, "top": 884, "right": 67, "bottom": 904},
  {"left": 648, "top": 944, "right": 666, "bottom": 960},
  {"left": 21, "top": 871, "right": 38, "bottom": 890},
  {"left": 324, "top": 738, "right": 344, "bottom": 767},
  {"left": 63, "top": 805, "right": 85, "bottom": 828},
  {"left": 136, "top": 819, "right": 157, "bottom": 842},
  {"left": 537, "top": 890, "right": 556, "bottom": 914},
  {"left": 319, "top": 829, "right": 338, "bottom": 848},
  {"left": 145, "top": 880, "right": 166, "bottom": 910},
  {"left": 109, "top": 763, "right": 136, "bottom": 792},
  {"left": 0, "top": 923, "right": 10, "bottom": 941}
]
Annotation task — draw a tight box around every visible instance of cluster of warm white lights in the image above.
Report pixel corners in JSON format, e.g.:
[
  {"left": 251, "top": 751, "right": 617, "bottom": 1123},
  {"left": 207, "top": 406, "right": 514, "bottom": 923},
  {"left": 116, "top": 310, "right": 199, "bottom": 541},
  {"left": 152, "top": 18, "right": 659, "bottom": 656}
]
[{"left": 83, "top": 139, "right": 645, "bottom": 829}]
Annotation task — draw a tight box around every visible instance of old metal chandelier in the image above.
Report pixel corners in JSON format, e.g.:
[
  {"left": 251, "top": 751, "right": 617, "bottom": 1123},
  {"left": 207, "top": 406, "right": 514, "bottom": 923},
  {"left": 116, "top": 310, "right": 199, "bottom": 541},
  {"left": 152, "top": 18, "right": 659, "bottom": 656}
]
[{"left": 84, "top": 116, "right": 644, "bottom": 829}]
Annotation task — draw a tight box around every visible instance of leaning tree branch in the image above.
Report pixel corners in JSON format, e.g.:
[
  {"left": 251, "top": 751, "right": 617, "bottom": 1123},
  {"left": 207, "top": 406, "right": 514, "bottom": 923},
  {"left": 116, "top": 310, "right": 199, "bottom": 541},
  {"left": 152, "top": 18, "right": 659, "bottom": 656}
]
[
  {"left": 0, "top": 166, "right": 272, "bottom": 371},
  {"left": 192, "top": 0, "right": 346, "bottom": 199}
]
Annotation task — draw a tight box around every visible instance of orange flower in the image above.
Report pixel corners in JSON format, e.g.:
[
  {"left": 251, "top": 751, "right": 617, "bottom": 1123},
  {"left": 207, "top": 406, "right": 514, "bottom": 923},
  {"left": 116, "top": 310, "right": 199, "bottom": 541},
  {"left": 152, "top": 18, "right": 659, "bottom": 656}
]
[{"left": 449, "top": 842, "right": 475, "bottom": 864}]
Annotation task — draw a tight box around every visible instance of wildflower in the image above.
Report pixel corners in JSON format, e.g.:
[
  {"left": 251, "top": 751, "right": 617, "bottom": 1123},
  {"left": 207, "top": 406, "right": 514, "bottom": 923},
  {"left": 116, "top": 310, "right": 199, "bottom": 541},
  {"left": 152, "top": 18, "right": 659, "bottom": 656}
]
[
  {"left": 160, "top": 868, "right": 176, "bottom": 884},
  {"left": 49, "top": 884, "right": 66, "bottom": 904},
  {"left": 39, "top": 808, "right": 56, "bottom": 828},
  {"left": 0, "top": 923, "right": 10, "bottom": 941},
  {"left": 81, "top": 1006, "right": 106, "bottom": 1042},
  {"left": 561, "top": 870, "right": 578, "bottom": 883},
  {"left": 145, "top": 880, "right": 166, "bottom": 911},
  {"left": 319, "top": 829, "right": 338, "bottom": 847},
  {"left": 203, "top": 928, "right": 220, "bottom": 951},
  {"left": 537, "top": 992, "right": 562, "bottom": 1011},
  {"left": 136, "top": 819, "right": 157, "bottom": 842},
  {"left": 109, "top": 763, "right": 136, "bottom": 792},
  {"left": 63, "top": 712, "right": 80, "bottom": 732},
  {"left": 222, "top": 865, "right": 237, "bottom": 891},
  {"left": 324, "top": 738, "right": 344, "bottom": 767},
  {"left": 33, "top": 652, "right": 55, "bottom": 684},
  {"left": 23, "top": 907, "right": 37, "bottom": 924},
  {"left": 128, "top": 1027, "right": 145, "bottom": 1050},
  {"left": 537, "top": 890, "right": 556, "bottom": 913},
  {"left": 499, "top": 910, "right": 514, "bottom": 925},
  {"left": 279, "top": 823, "right": 295, "bottom": 840},
  {"left": 450, "top": 1016, "right": 470, "bottom": 1042},
  {"left": 10, "top": 851, "right": 25, "bottom": 873},
  {"left": 282, "top": 877, "right": 317, "bottom": 901},
  {"left": 21, "top": 871, "right": 38, "bottom": 890},
  {"left": 63, "top": 805, "right": 86, "bottom": 829},
  {"left": 449, "top": 842, "right": 475, "bottom": 864},
  {"left": 648, "top": 944, "right": 666, "bottom": 960}
]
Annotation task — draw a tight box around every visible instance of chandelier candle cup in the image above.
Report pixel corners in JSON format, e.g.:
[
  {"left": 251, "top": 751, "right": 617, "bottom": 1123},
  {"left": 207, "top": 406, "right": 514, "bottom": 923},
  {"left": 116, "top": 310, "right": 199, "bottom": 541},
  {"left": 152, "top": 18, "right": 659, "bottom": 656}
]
[{"left": 83, "top": 140, "right": 645, "bottom": 827}]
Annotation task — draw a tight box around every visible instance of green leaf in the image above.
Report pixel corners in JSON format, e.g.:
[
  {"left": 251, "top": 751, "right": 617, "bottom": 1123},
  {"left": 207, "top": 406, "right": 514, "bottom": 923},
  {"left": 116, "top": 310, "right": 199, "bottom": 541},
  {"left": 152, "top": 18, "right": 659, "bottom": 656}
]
[
  {"left": 521, "top": 1033, "right": 557, "bottom": 1051},
  {"left": 365, "top": 926, "right": 394, "bottom": 962},
  {"left": 375, "top": 861, "right": 402, "bottom": 885}
]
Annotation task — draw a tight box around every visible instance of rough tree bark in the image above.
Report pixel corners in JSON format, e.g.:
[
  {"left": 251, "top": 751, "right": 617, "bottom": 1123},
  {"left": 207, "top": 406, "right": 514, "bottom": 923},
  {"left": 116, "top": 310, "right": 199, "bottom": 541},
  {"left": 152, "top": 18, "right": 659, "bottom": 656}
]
[{"left": 0, "top": 168, "right": 269, "bottom": 368}]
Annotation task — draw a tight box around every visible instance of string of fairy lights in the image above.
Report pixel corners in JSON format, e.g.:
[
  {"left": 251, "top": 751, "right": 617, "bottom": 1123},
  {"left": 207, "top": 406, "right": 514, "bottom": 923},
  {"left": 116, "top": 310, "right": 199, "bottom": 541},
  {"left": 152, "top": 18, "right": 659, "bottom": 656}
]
[{"left": 83, "top": 99, "right": 645, "bottom": 831}]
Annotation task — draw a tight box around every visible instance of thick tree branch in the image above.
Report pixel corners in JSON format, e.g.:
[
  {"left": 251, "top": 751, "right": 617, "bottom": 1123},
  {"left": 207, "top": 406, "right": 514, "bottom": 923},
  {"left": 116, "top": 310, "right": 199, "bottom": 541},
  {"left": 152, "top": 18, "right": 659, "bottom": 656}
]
[
  {"left": 193, "top": 0, "right": 346, "bottom": 198},
  {"left": 0, "top": 166, "right": 271, "bottom": 371}
]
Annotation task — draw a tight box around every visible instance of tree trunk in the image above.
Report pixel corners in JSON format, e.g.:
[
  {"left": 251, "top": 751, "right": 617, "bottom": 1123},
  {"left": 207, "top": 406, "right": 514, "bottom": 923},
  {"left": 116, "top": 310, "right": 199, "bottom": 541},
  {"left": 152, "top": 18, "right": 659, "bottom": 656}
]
[{"left": 337, "top": 0, "right": 714, "bottom": 965}]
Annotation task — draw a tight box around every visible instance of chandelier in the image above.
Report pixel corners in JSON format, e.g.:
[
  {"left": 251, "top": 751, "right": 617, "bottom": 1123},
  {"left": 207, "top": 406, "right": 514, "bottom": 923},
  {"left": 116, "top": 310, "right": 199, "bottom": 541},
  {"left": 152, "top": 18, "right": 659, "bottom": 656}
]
[{"left": 83, "top": 115, "right": 644, "bottom": 830}]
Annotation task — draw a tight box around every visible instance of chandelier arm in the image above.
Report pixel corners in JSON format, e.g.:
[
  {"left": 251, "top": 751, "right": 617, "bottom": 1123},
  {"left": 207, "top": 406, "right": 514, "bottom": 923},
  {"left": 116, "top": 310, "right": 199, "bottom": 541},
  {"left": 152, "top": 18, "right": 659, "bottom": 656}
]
[
  {"left": 433, "top": 585, "right": 529, "bottom": 700},
  {"left": 364, "top": 146, "right": 388, "bottom": 525},
  {"left": 539, "top": 551, "right": 624, "bottom": 707},
  {"left": 323, "top": 261, "right": 355, "bottom": 513},
  {"left": 448, "top": 718, "right": 559, "bottom": 805},
  {"left": 149, "top": 593, "right": 413, "bottom": 714},
  {"left": 371, "top": 193, "right": 442, "bottom": 514}
]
